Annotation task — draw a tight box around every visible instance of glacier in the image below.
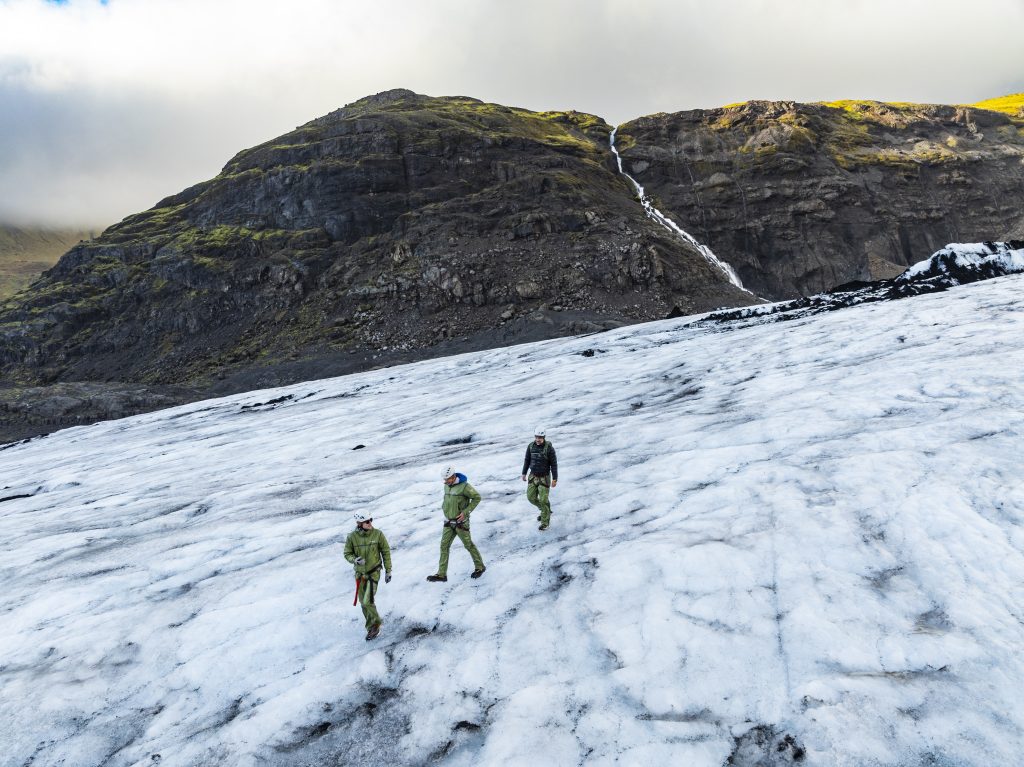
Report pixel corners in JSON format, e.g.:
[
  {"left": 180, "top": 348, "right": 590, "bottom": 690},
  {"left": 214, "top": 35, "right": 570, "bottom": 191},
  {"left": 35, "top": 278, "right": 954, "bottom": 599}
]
[{"left": 1, "top": 251, "right": 1023, "bottom": 766}]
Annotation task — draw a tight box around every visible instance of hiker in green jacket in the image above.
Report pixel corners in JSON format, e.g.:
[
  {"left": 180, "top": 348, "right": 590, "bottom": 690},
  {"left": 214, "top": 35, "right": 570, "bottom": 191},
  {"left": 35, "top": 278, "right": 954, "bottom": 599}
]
[
  {"left": 426, "top": 467, "right": 486, "bottom": 582},
  {"left": 522, "top": 426, "right": 558, "bottom": 530},
  {"left": 344, "top": 513, "right": 393, "bottom": 640}
]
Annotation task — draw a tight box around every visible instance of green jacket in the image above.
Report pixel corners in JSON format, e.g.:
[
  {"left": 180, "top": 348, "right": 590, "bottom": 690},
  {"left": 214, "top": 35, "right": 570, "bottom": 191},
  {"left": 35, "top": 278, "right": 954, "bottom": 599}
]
[
  {"left": 442, "top": 479, "right": 482, "bottom": 522},
  {"left": 344, "top": 527, "right": 392, "bottom": 579}
]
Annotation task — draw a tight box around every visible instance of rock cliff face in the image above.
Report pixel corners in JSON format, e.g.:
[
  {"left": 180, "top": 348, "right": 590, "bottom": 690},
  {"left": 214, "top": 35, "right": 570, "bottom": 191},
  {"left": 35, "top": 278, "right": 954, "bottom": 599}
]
[
  {"left": 615, "top": 99, "right": 1024, "bottom": 298},
  {"left": 0, "top": 90, "right": 750, "bottom": 399}
]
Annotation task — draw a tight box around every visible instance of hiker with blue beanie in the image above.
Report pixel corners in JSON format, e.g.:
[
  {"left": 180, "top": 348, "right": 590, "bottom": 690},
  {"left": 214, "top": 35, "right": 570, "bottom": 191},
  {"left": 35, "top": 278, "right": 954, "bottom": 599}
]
[{"left": 426, "top": 467, "right": 486, "bottom": 582}]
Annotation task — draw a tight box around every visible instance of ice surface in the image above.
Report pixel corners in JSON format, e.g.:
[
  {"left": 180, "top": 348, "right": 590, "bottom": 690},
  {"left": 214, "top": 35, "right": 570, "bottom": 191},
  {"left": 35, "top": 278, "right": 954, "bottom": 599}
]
[{"left": 2, "top": 268, "right": 1023, "bottom": 766}]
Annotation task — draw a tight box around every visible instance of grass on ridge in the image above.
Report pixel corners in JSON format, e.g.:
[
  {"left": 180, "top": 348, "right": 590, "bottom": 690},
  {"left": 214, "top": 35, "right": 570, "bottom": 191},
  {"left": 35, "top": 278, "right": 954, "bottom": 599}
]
[{"left": 972, "top": 94, "right": 1024, "bottom": 115}]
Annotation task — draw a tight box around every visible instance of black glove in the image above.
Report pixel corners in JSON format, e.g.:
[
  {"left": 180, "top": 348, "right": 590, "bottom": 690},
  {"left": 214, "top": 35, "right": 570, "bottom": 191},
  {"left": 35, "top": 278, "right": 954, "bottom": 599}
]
[
  {"left": 385, "top": 572, "right": 392, "bottom": 584},
  {"left": 353, "top": 556, "right": 365, "bottom": 565}
]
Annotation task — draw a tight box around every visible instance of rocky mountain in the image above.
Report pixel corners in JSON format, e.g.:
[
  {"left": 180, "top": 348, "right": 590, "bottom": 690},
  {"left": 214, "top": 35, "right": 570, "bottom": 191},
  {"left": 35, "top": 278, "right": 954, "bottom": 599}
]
[
  {"left": 2, "top": 90, "right": 1023, "bottom": 441},
  {"left": 615, "top": 96, "right": 1024, "bottom": 297},
  {"left": 0, "top": 91, "right": 751, "bottom": 397},
  {"left": 0, "top": 224, "right": 97, "bottom": 300}
]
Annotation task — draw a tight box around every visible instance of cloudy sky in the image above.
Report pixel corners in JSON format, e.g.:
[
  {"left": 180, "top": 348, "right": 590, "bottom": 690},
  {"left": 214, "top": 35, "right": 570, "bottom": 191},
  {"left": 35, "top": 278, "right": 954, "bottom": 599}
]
[{"left": 2, "top": 0, "right": 1022, "bottom": 228}]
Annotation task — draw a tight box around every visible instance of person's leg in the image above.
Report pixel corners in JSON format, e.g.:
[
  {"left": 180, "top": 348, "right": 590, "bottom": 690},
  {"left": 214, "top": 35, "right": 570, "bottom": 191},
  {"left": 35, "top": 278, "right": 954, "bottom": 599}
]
[
  {"left": 456, "top": 526, "right": 485, "bottom": 571},
  {"left": 437, "top": 525, "right": 456, "bottom": 576},
  {"left": 360, "top": 578, "right": 381, "bottom": 630},
  {"left": 532, "top": 479, "right": 548, "bottom": 520},
  {"left": 536, "top": 483, "right": 552, "bottom": 527},
  {"left": 528, "top": 479, "right": 544, "bottom": 507}
]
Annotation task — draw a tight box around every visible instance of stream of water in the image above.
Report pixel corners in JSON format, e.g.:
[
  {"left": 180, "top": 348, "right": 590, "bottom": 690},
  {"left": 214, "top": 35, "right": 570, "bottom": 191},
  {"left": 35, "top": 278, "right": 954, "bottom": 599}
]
[{"left": 609, "top": 127, "right": 746, "bottom": 290}]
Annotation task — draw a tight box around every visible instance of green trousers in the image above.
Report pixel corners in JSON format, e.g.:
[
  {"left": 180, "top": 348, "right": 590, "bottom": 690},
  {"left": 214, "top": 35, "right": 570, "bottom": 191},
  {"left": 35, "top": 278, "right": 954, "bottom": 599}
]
[
  {"left": 438, "top": 524, "right": 484, "bottom": 576},
  {"left": 527, "top": 476, "right": 552, "bottom": 525},
  {"left": 357, "top": 576, "right": 382, "bottom": 631}
]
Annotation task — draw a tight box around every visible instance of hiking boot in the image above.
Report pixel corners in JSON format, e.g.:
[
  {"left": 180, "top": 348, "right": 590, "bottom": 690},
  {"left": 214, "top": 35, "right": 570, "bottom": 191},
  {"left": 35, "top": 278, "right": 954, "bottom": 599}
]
[
  {"left": 470, "top": 567, "right": 486, "bottom": 579},
  {"left": 538, "top": 523, "right": 549, "bottom": 531},
  {"left": 365, "top": 624, "right": 381, "bottom": 641},
  {"left": 426, "top": 574, "right": 448, "bottom": 582}
]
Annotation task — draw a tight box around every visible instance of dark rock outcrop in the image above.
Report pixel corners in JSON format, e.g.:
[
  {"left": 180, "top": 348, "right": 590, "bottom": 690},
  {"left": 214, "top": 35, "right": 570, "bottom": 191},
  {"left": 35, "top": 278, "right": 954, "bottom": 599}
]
[
  {"left": 615, "top": 100, "right": 1024, "bottom": 299},
  {"left": 1004, "top": 215, "right": 1024, "bottom": 240},
  {"left": 0, "top": 382, "right": 198, "bottom": 443},
  {"left": 727, "top": 725, "right": 806, "bottom": 766}
]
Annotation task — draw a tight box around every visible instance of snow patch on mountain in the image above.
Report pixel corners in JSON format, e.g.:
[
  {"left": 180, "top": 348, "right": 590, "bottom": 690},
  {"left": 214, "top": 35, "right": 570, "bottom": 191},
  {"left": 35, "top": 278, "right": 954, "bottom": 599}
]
[
  {"left": 902, "top": 240, "right": 1024, "bottom": 281},
  {"left": 1, "top": 265, "right": 1023, "bottom": 766}
]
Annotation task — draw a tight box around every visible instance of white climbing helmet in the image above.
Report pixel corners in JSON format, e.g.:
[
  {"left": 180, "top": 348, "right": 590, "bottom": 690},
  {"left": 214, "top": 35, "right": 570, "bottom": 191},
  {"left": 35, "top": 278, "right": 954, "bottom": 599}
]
[
  {"left": 442, "top": 466, "right": 455, "bottom": 480},
  {"left": 534, "top": 426, "right": 546, "bottom": 437},
  {"left": 353, "top": 512, "right": 372, "bottom": 524}
]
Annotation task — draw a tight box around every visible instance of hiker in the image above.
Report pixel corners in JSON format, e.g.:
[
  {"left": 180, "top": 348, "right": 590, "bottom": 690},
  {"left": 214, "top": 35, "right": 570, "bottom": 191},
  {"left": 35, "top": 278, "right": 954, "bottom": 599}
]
[
  {"left": 521, "top": 427, "right": 558, "bottom": 530},
  {"left": 426, "top": 467, "right": 486, "bottom": 582},
  {"left": 344, "top": 513, "right": 392, "bottom": 640}
]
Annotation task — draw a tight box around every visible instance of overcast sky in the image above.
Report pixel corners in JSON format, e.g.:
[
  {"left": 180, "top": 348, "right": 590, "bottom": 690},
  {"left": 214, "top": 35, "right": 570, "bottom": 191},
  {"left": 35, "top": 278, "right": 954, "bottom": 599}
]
[{"left": 2, "top": 0, "right": 1022, "bottom": 228}]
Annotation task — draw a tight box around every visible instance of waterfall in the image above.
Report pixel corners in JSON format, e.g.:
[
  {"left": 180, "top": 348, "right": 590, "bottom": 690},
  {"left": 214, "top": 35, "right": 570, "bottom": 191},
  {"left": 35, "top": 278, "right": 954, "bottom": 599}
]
[{"left": 609, "top": 127, "right": 747, "bottom": 291}]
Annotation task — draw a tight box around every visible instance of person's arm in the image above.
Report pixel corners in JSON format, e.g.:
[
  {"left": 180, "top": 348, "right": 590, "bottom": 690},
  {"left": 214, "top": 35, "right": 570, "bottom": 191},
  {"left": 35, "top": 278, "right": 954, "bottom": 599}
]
[
  {"left": 343, "top": 534, "right": 357, "bottom": 565},
  {"left": 462, "top": 484, "right": 482, "bottom": 518},
  {"left": 379, "top": 532, "right": 392, "bottom": 574},
  {"left": 549, "top": 444, "right": 558, "bottom": 482},
  {"left": 522, "top": 445, "right": 531, "bottom": 477}
]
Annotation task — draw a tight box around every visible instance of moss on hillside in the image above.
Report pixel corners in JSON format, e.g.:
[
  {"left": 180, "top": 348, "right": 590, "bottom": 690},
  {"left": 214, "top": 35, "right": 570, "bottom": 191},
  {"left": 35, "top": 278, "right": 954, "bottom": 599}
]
[
  {"left": 217, "top": 94, "right": 611, "bottom": 182},
  {"left": 815, "top": 100, "right": 989, "bottom": 169},
  {"left": 390, "top": 97, "right": 607, "bottom": 156},
  {"left": 820, "top": 100, "right": 926, "bottom": 119},
  {"left": 627, "top": 96, "right": 1023, "bottom": 178},
  {"left": 106, "top": 203, "right": 191, "bottom": 244},
  {"left": 972, "top": 93, "right": 1024, "bottom": 115}
]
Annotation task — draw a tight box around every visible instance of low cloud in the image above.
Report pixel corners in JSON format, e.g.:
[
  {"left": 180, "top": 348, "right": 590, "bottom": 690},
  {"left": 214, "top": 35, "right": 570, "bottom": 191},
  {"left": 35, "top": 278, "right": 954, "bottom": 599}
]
[{"left": 1, "top": 0, "right": 1022, "bottom": 227}]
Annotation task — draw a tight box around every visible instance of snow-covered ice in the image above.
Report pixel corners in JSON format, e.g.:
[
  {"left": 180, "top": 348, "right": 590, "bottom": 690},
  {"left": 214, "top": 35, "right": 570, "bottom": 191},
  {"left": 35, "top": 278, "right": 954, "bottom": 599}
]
[{"left": 1, "top": 266, "right": 1023, "bottom": 765}]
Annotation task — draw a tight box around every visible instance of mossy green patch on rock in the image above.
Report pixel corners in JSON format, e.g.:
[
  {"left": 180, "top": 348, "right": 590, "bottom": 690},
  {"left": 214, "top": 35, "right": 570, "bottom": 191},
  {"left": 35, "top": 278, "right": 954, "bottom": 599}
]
[
  {"left": 820, "top": 99, "right": 927, "bottom": 121},
  {"left": 106, "top": 202, "right": 190, "bottom": 242}
]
